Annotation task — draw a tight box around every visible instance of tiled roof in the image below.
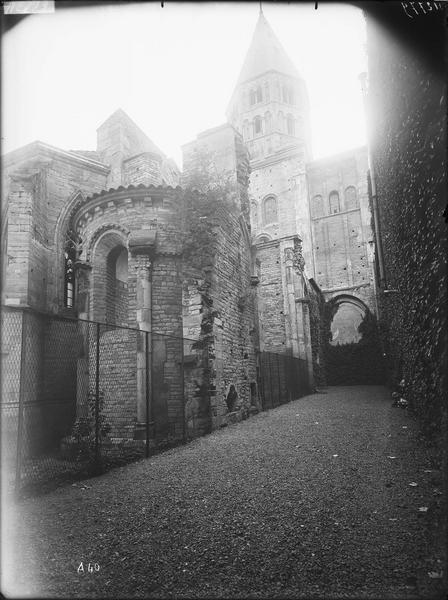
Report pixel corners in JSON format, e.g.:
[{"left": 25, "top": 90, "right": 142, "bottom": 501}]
[
  {"left": 235, "top": 13, "right": 301, "bottom": 86},
  {"left": 97, "top": 109, "right": 166, "bottom": 158}
]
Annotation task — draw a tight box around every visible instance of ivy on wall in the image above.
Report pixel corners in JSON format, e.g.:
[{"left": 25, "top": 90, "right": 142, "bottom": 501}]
[
  {"left": 367, "top": 12, "right": 447, "bottom": 439},
  {"left": 180, "top": 148, "right": 243, "bottom": 431},
  {"left": 307, "top": 282, "right": 327, "bottom": 388}
]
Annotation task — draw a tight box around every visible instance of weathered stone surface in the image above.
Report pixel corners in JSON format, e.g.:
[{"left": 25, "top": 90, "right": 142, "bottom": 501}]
[
  {"left": 365, "top": 4, "right": 446, "bottom": 437},
  {"left": 2, "top": 12, "right": 384, "bottom": 445}
]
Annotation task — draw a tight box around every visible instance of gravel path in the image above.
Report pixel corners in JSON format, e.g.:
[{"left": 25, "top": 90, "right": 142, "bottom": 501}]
[{"left": 2, "top": 386, "right": 446, "bottom": 599}]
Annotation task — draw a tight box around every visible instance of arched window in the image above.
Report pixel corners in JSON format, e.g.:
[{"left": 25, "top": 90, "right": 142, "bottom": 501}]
[
  {"left": 286, "top": 114, "right": 295, "bottom": 135},
  {"left": 265, "top": 111, "right": 272, "bottom": 134},
  {"left": 64, "top": 229, "right": 82, "bottom": 309},
  {"left": 64, "top": 254, "right": 75, "bottom": 308},
  {"left": 106, "top": 246, "right": 128, "bottom": 326},
  {"left": 264, "top": 81, "right": 270, "bottom": 102},
  {"left": 311, "top": 195, "right": 324, "bottom": 218},
  {"left": 254, "top": 116, "right": 262, "bottom": 136},
  {"left": 344, "top": 186, "right": 358, "bottom": 210},
  {"left": 263, "top": 195, "right": 278, "bottom": 224},
  {"left": 329, "top": 191, "right": 341, "bottom": 214},
  {"left": 278, "top": 111, "right": 285, "bottom": 133},
  {"left": 250, "top": 88, "right": 256, "bottom": 105},
  {"left": 256, "top": 85, "right": 263, "bottom": 103}
]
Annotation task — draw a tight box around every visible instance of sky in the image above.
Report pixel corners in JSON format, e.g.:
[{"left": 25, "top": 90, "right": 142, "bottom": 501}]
[{"left": 2, "top": 1, "right": 368, "bottom": 169}]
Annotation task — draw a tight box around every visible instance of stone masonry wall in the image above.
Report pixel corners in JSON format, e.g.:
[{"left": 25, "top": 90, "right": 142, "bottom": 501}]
[
  {"left": 182, "top": 123, "right": 259, "bottom": 434},
  {"left": 151, "top": 256, "right": 184, "bottom": 439},
  {"left": 71, "top": 186, "right": 185, "bottom": 441},
  {"left": 2, "top": 173, "right": 35, "bottom": 306},
  {"left": 255, "top": 240, "right": 286, "bottom": 352},
  {"left": 209, "top": 210, "right": 258, "bottom": 429},
  {"left": 96, "top": 329, "right": 138, "bottom": 440},
  {"left": 249, "top": 149, "right": 313, "bottom": 275},
  {"left": 307, "top": 148, "right": 376, "bottom": 313},
  {"left": 2, "top": 147, "right": 108, "bottom": 312},
  {"left": 123, "top": 152, "right": 163, "bottom": 187},
  {"left": 365, "top": 5, "right": 447, "bottom": 438}
]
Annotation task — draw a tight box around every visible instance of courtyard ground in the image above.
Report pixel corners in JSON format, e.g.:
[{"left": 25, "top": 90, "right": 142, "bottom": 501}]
[{"left": 2, "top": 385, "right": 446, "bottom": 599}]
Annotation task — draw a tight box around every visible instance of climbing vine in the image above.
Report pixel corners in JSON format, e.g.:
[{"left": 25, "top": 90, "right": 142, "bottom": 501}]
[
  {"left": 369, "top": 35, "right": 447, "bottom": 439},
  {"left": 181, "top": 148, "right": 242, "bottom": 430},
  {"left": 307, "top": 284, "right": 327, "bottom": 388}
]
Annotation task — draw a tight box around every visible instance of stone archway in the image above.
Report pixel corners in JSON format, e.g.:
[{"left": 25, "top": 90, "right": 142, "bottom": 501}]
[
  {"left": 91, "top": 230, "right": 129, "bottom": 325},
  {"left": 328, "top": 295, "right": 368, "bottom": 346},
  {"left": 325, "top": 295, "right": 383, "bottom": 385}
]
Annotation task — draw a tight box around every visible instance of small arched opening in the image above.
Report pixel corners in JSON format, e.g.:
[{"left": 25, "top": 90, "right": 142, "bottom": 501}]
[
  {"left": 226, "top": 385, "right": 238, "bottom": 412},
  {"left": 286, "top": 114, "right": 295, "bottom": 136},
  {"left": 92, "top": 230, "right": 129, "bottom": 326},
  {"left": 329, "top": 191, "right": 341, "bottom": 214},
  {"left": 106, "top": 246, "right": 129, "bottom": 326},
  {"left": 344, "top": 186, "right": 359, "bottom": 210},
  {"left": 262, "top": 195, "right": 278, "bottom": 225},
  {"left": 253, "top": 115, "right": 263, "bottom": 137}
]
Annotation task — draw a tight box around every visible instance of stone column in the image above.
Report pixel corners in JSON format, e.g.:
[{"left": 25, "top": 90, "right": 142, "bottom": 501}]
[
  {"left": 283, "top": 245, "right": 300, "bottom": 358},
  {"left": 75, "top": 261, "right": 91, "bottom": 321},
  {"left": 128, "top": 229, "right": 157, "bottom": 436},
  {"left": 74, "top": 261, "right": 92, "bottom": 418},
  {"left": 292, "top": 239, "right": 314, "bottom": 388},
  {"left": 134, "top": 256, "right": 152, "bottom": 424},
  {"left": 280, "top": 236, "right": 315, "bottom": 389}
]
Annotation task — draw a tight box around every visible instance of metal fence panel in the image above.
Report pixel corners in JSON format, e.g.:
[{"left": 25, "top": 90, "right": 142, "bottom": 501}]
[
  {"left": 1, "top": 307, "right": 195, "bottom": 497},
  {"left": 2, "top": 307, "right": 311, "bottom": 497},
  {"left": 258, "top": 351, "right": 309, "bottom": 411}
]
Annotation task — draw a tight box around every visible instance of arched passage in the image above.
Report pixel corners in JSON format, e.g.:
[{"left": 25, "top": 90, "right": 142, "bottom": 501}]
[
  {"left": 328, "top": 295, "right": 367, "bottom": 346},
  {"left": 325, "top": 295, "right": 384, "bottom": 385}
]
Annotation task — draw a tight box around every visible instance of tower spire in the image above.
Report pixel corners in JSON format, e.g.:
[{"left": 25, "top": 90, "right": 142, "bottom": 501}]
[{"left": 231, "top": 11, "right": 301, "bottom": 87}]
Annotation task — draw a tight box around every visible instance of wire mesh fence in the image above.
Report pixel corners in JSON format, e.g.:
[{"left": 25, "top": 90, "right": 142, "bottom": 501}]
[
  {"left": 1, "top": 307, "right": 195, "bottom": 497},
  {"left": 1, "top": 307, "right": 311, "bottom": 497}
]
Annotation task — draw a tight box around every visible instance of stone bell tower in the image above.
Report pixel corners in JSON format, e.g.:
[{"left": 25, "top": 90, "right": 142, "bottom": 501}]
[
  {"left": 225, "top": 9, "right": 315, "bottom": 380},
  {"left": 226, "top": 10, "right": 312, "bottom": 162},
  {"left": 226, "top": 8, "right": 314, "bottom": 274}
]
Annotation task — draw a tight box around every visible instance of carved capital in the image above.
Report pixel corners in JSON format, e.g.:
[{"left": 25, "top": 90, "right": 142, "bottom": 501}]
[
  {"left": 284, "top": 247, "right": 294, "bottom": 266},
  {"left": 128, "top": 229, "right": 157, "bottom": 256}
]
